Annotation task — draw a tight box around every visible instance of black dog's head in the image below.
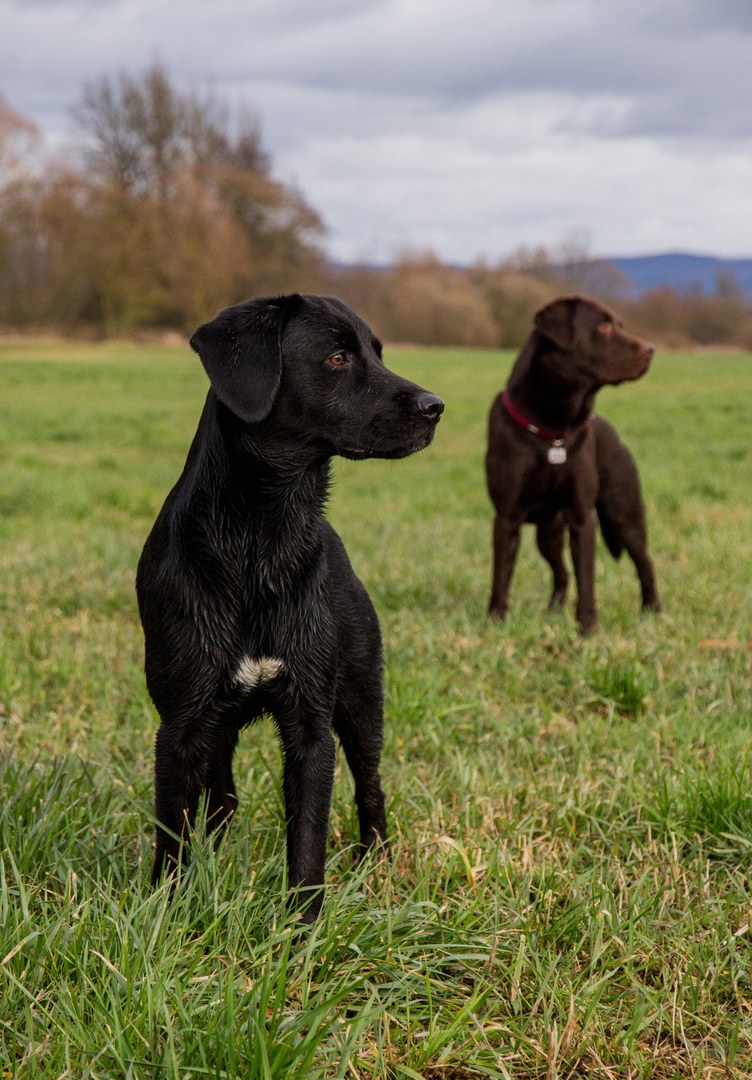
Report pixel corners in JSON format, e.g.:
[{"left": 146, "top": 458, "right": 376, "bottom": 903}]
[{"left": 190, "top": 294, "right": 444, "bottom": 461}]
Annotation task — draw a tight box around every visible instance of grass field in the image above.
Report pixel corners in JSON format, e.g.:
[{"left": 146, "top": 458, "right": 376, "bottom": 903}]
[{"left": 0, "top": 337, "right": 751, "bottom": 1079}]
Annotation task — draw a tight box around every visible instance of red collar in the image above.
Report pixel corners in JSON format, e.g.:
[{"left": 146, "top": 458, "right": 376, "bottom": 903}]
[{"left": 502, "top": 388, "right": 589, "bottom": 444}]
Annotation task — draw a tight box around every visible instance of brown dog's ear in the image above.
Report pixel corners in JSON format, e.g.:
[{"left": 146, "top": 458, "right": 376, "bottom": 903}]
[
  {"left": 534, "top": 297, "right": 580, "bottom": 351},
  {"left": 190, "top": 295, "right": 301, "bottom": 423}
]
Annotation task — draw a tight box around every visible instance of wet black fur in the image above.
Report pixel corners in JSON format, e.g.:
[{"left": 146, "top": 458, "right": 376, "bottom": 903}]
[{"left": 136, "top": 294, "right": 444, "bottom": 921}]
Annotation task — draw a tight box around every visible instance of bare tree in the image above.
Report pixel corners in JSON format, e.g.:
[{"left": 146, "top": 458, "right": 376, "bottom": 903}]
[
  {"left": 74, "top": 63, "right": 271, "bottom": 201},
  {"left": 0, "top": 91, "right": 39, "bottom": 181},
  {"left": 2, "top": 64, "right": 323, "bottom": 331}
]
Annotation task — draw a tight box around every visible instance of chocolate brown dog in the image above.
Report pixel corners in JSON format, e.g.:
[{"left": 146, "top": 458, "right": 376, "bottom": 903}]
[{"left": 486, "top": 295, "right": 659, "bottom": 633}]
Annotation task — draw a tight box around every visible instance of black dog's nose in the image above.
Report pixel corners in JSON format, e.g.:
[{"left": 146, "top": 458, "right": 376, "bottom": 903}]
[{"left": 416, "top": 392, "right": 445, "bottom": 420}]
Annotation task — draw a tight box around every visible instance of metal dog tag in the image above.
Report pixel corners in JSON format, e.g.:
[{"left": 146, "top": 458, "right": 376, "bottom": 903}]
[{"left": 547, "top": 443, "right": 567, "bottom": 465}]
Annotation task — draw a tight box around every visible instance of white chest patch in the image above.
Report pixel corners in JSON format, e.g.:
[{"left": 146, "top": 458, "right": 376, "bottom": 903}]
[{"left": 235, "top": 656, "right": 285, "bottom": 690}]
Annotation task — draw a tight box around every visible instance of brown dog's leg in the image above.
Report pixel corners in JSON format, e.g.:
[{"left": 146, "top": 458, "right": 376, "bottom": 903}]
[
  {"left": 620, "top": 524, "right": 661, "bottom": 612},
  {"left": 536, "top": 514, "right": 569, "bottom": 608},
  {"left": 489, "top": 516, "right": 520, "bottom": 619},
  {"left": 569, "top": 513, "right": 597, "bottom": 633}
]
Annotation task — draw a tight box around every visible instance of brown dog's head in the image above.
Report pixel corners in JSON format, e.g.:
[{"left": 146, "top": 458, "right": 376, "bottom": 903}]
[{"left": 533, "top": 296, "right": 654, "bottom": 385}]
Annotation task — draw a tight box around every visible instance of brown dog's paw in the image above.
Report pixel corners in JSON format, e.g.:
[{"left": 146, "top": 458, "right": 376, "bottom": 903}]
[{"left": 547, "top": 591, "right": 568, "bottom": 610}]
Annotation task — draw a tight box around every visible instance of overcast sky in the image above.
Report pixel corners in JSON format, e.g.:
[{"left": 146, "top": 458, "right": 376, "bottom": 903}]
[{"left": 2, "top": 0, "right": 752, "bottom": 263}]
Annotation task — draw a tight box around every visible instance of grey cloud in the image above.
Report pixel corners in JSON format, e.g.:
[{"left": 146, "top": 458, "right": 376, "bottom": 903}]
[
  {"left": 197, "top": 1, "right": 752, "bottom": 140},
  {"left": 279, "top": 126, "right": 752, "bottom": 262},
  {"left": 3, "top": 0, "right": 752, "bottom": 139},
  {"left": 2, "top": 0, "right": 752, "bottom": 261},
  {"left": 640, "top": 0, "right": 752, "bottom": 34}
]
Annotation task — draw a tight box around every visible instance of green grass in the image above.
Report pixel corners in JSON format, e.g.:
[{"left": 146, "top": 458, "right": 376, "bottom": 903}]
[{"left": 0, "top": 336, "right": 751, "bottom": 1078}]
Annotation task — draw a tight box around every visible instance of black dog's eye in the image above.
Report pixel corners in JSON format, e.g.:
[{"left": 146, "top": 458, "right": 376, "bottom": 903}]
[{"left": 327, "top": 352, "right": 348, "bottom": 366}]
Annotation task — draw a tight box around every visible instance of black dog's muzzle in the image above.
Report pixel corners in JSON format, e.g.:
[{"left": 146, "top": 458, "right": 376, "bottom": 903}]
[{"left": 415, "top": 392, "right": 445, "bottom": 421}]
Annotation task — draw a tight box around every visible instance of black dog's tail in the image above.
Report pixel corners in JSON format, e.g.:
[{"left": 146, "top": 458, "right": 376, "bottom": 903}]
[{"left": 596, "top": 498, "right": 624, "bottom": 561}]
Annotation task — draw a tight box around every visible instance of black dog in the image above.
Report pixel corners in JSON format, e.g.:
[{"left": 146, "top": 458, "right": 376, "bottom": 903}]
[{"left": 136, "top": 294, "right": 443, "bottom": 921}]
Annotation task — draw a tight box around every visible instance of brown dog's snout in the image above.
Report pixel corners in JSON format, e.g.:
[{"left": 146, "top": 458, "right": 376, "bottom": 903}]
[
  {"left": 415, "top": 392, "right": 445, "bottom": 421},
  {"left": 637, "top": 340, "right": 655, "bottom": 371}
]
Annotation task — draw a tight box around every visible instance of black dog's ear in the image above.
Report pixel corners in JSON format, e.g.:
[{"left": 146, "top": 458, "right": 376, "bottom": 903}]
[
  {"left": 534, "top": 297, "right": 580, "bottom": 351},
  {"left": 190, "top": 295, "right": 301, "bottom": 423}
]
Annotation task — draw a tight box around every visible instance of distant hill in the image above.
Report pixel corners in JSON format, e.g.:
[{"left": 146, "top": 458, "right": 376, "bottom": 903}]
[{"left": 607, "top": 253, "right": 752, "bottom": 299}]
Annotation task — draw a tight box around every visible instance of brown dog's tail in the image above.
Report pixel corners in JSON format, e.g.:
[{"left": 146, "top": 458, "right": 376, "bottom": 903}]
[
  {"left": 596, "top": 499, "right": 624, "bottom": 561},
  {"left": 593, "top": 413, "right": 647, "bottom": 563}
]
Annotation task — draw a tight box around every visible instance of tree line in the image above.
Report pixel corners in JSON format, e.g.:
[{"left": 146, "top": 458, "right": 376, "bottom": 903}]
[
  {"left": 1, "top": 67, "right": 751, "bottom": 349},
  {"left": 0, "top": 67, "right": 322, "bottom": 336}
]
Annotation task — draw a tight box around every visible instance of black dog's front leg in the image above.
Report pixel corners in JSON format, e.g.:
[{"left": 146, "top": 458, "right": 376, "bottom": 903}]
[
  {"left": 333, "top": 700, "right": 388, "bottom": 853},
  {"left": 278, "top": 717, "right": 337, "bottom": 923},
  {"left": 151, "top": 714, "right": 240, "bottom": 884},
  {"left": 152, "top": 723, "right": 209, "bottom": 884}
]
